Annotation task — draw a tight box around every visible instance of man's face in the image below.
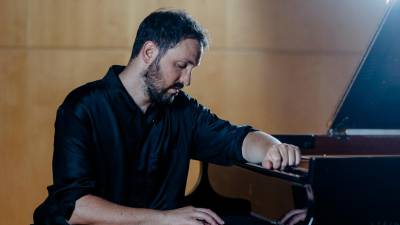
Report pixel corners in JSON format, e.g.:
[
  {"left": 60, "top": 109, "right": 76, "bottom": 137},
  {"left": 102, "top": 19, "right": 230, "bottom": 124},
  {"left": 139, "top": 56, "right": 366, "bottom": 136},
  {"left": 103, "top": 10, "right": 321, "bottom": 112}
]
[{"left": 144, "top": 38, "right": 203, "bottom": 105}]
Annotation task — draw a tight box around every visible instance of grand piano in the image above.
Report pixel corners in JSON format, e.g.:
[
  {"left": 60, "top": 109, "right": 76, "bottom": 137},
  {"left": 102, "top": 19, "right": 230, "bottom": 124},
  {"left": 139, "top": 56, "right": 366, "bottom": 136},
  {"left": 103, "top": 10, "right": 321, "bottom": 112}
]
[{"left": 186, "top": 1, "right": 400, "bottom": 224}]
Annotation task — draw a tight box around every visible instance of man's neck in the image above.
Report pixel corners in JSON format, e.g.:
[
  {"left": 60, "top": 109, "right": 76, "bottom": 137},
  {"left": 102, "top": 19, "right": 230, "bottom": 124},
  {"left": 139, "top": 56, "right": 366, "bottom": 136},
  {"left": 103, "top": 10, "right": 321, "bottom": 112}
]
[{"left": 119, "top": 60, "right": 152, "bottom": 113}]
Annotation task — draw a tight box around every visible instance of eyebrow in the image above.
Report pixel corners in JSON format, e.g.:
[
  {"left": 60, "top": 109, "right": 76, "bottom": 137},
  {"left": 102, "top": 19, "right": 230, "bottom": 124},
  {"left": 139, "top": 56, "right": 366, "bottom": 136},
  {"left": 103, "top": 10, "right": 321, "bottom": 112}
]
[{"left": 179, "top": 59, "right": 197, "bottom": 66}]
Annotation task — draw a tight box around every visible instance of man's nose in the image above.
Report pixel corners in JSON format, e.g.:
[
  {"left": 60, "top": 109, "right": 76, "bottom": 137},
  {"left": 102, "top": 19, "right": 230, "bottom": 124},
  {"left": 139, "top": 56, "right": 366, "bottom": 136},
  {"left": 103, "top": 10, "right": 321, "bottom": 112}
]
[{"left": 180, "top": 69, "right": 192, "bottom": 87}]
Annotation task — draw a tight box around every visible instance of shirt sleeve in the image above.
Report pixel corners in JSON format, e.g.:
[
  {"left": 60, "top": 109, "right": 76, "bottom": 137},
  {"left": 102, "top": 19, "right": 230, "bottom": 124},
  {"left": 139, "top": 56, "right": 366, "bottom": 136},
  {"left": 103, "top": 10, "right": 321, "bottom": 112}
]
[
  {"left": 34, "top": 103, "right": 96, "bottom": 224},
  {"left": 190, "top": 101, "right": 256, "bottom": 165}
]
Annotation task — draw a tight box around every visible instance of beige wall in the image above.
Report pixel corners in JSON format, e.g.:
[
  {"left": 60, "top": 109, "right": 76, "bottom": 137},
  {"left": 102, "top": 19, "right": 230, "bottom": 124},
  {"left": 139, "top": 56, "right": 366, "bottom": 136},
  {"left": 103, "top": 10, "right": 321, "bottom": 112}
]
[{"left": 0, "top": 0, "right": 388, "bottom": 224}]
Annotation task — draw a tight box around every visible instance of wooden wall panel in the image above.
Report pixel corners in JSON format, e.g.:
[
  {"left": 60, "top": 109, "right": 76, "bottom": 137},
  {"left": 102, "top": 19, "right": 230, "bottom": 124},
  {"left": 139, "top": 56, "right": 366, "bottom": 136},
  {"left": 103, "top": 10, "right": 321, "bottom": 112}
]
[
  {"left": 27, "top": 0, "right": 225, "bottom": 48},
  {"left": 25, "top": 49, "right": 130, "bottom": 105},
  {"left": 185, "top": 160, "right": 201, "bottom": 194},
  {"left": 218, "top": 0, "right": 387, "bottom": 51},
  {"left": 27, "top": 0, "right": 153, "bottom": 47},
  {"left": 26, "top": 0, "right": 387, "bottom": 51},
  {"left": 0, "top": 50, "right": 28, "bottom": 225},
  {"left": 0, "top": 0, "right": 27, "bottom": 46},
  {"left": 188, "top": 50, "right": 360, "bottom": 133}
]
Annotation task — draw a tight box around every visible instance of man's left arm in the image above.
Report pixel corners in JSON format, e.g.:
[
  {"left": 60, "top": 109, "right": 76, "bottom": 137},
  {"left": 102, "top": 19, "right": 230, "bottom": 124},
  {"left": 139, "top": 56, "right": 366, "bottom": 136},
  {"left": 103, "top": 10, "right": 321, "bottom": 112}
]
[{"left": 242, "top": 131, "right": 301, "bottom": 170}]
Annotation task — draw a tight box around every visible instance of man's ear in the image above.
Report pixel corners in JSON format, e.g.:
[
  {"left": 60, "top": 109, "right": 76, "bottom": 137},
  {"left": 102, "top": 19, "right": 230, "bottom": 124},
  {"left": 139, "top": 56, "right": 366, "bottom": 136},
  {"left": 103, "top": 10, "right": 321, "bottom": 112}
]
[{"left": 141, "top": 41, "right": 159, "bottom": 65}]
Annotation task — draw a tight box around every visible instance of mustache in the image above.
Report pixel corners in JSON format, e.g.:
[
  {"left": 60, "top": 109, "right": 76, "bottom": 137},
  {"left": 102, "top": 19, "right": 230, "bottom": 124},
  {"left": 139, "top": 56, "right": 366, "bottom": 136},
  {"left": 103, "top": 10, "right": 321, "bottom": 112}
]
[{"left": 172, "top": 83, "right": 184, "bottom": 90}]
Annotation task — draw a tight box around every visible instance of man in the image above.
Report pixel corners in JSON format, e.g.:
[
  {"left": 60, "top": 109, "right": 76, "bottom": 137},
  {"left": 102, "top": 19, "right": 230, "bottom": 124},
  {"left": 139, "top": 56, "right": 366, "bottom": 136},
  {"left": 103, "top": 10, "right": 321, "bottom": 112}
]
[{"left": 34, "top": 9, "right": 301, "bottom": 225}]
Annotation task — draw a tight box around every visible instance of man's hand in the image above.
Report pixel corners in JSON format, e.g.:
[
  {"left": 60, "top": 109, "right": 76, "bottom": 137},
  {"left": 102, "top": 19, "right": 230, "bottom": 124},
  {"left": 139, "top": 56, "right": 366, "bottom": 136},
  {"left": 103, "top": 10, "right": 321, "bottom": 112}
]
[
  {"left": 69, "top": 195, "right": 224, "bottom": 225},
  {"left": 242, "top": 131, "right": 301, "bottom": 170},
  {"left": 163, "top": 206, "right": 224, "bottom": 225},
  {"left": 280, "top": 208, "right": 307, "bottom": 225},
  {"left": 262, "top": 143, "right": 301, "bottom": 170}
]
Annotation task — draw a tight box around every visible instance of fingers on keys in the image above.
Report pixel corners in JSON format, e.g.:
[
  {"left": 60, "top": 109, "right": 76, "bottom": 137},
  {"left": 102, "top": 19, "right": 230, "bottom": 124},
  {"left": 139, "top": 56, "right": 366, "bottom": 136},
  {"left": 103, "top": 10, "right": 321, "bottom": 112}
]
[{"left": 262, "top": 144, "right": 301, "bottom": 170}]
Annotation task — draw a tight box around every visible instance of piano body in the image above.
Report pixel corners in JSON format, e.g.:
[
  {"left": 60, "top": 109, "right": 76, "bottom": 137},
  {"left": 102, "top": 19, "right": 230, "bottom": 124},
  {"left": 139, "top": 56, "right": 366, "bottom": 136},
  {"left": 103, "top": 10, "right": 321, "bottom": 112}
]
[{"left": 186, "top": 1, "right": 400, "bottom": 224}]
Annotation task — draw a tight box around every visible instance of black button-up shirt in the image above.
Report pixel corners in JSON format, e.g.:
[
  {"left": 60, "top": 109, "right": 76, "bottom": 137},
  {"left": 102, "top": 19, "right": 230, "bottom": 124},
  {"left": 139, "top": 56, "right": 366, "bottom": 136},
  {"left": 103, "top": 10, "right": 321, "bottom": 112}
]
[{"left": 34, "top": 65, "right": 254, "bottom": 224}]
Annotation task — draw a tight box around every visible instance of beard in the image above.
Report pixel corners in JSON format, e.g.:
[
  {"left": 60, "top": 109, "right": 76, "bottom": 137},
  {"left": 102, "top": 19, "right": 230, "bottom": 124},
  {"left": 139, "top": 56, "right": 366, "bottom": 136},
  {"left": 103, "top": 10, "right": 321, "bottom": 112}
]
[{"left": 144, "top": 58, "right": 182, "bottom": 105}]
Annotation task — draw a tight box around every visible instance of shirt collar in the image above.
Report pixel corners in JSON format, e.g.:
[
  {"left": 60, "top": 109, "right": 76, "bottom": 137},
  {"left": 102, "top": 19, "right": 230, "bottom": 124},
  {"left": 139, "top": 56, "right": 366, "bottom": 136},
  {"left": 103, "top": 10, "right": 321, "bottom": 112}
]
[
  {"left": 102, "top": 65, "right": 127, "bottom": 94},
  {"left": 102, "top": 65, "right": 163, "bottom": 122}
]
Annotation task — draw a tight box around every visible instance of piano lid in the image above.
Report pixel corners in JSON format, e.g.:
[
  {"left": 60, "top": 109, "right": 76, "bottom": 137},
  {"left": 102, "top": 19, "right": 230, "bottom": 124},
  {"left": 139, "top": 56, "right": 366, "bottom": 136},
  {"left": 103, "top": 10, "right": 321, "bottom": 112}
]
[{"left": 330, "top": 0, "right": 400, "bottom": 135}]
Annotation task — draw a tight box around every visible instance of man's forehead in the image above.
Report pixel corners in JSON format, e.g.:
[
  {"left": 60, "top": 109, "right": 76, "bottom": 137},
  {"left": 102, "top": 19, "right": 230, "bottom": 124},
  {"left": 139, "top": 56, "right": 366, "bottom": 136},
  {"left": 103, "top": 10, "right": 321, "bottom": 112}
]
[{"left": 163, "top": 39, "right": 203, "bottom": 65}]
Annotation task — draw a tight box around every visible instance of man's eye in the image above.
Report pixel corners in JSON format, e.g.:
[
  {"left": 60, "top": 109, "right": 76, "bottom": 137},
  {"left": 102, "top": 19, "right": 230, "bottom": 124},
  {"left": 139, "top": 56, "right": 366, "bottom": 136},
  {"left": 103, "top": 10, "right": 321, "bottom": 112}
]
[{"left": 177, "top": 63, "right": 187, "bottom": 69}]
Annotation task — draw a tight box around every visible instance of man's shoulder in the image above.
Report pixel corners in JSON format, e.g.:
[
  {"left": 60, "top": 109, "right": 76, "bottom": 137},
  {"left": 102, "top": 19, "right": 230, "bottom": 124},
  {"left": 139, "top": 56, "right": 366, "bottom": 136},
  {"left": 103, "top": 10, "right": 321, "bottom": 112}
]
[
  {"left": 171, "top": 92, "right": 210, "bottom": 115},
  {"left": 60, "top": 79, "right": 106, "bottom": 111}
]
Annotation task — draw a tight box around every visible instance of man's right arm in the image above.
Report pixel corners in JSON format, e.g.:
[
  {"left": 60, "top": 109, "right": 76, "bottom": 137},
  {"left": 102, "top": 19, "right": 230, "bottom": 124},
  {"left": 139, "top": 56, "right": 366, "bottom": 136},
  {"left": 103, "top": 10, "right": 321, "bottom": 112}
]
[{"left": 69, "top": 194, "right": 224, "bottom": 225}]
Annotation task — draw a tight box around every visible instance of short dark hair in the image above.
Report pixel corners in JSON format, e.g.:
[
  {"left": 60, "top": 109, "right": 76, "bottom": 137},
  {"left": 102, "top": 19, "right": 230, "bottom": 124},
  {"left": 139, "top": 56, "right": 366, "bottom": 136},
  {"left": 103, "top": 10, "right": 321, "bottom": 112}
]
[{"left": 130, "top": 9, "right": 208, "bottom": 59}]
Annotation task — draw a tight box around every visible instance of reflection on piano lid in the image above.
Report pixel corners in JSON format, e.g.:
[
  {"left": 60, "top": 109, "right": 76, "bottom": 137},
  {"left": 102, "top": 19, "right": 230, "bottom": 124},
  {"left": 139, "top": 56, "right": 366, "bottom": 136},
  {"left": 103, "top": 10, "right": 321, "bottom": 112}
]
[
  {"left": 237, "top": 162, "right": 309, "bottom": 186},
  {"left": 328, "top": 0, "right": 400, "bottom": 136},
  {"left": 237, "top": 155, "right": 400, "bottom": 225}
]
